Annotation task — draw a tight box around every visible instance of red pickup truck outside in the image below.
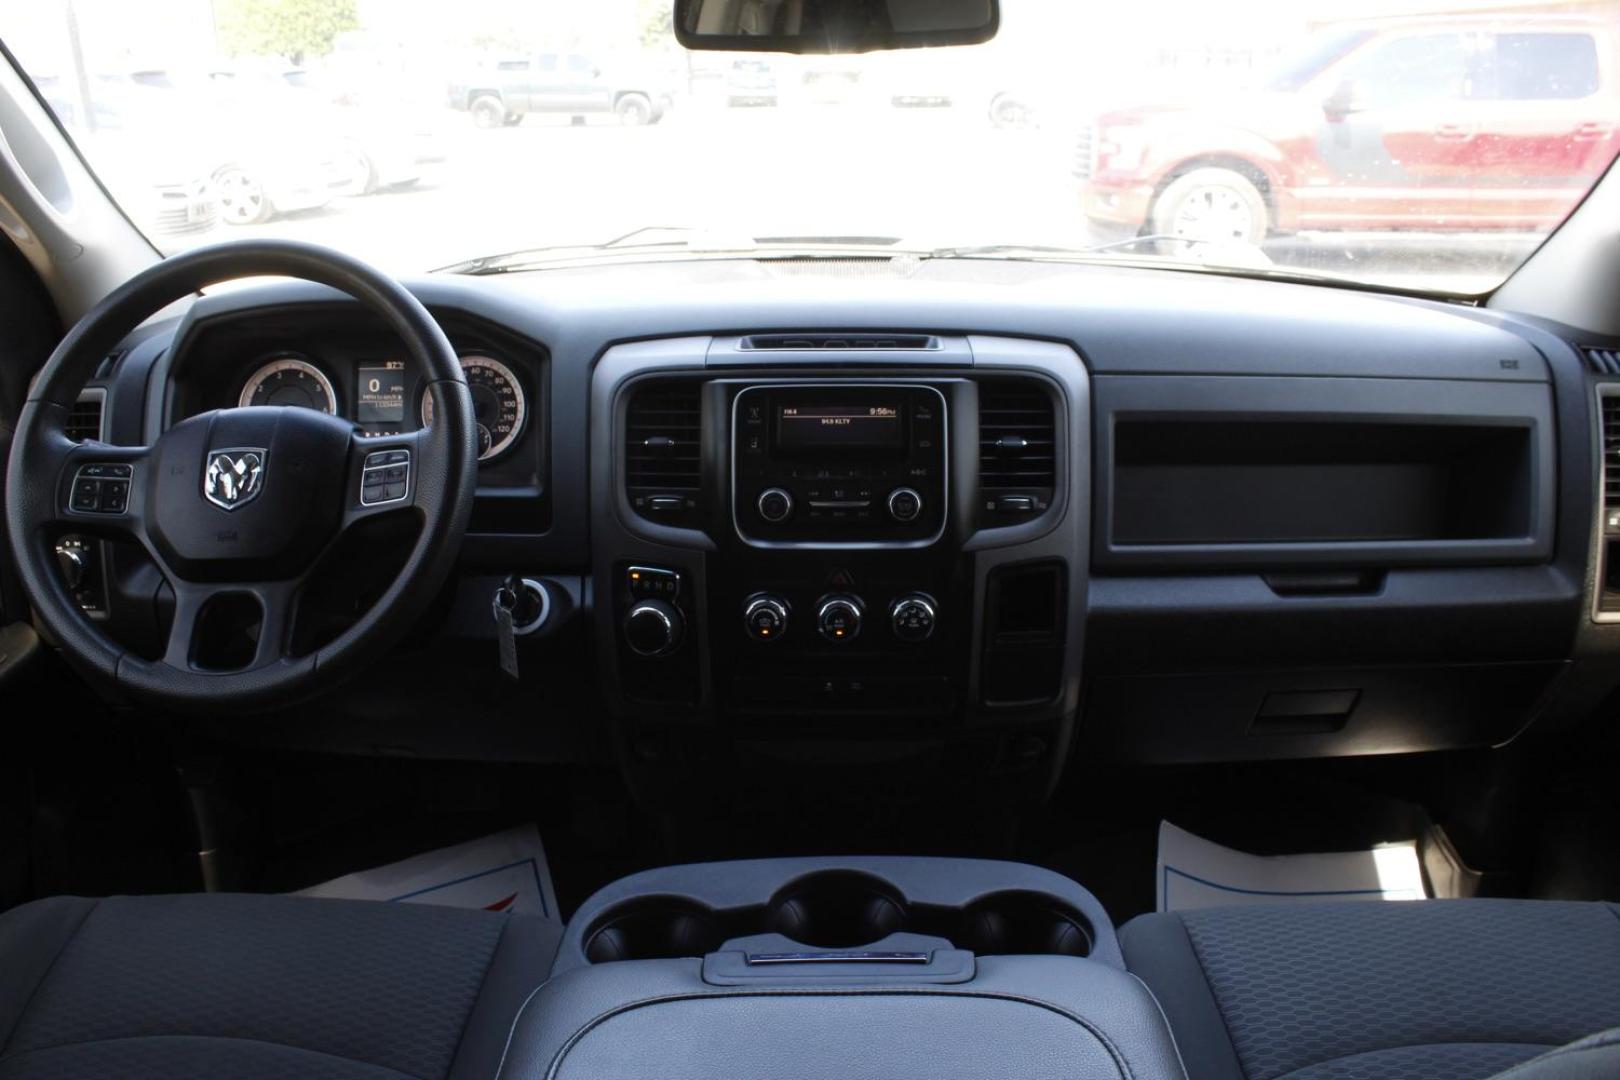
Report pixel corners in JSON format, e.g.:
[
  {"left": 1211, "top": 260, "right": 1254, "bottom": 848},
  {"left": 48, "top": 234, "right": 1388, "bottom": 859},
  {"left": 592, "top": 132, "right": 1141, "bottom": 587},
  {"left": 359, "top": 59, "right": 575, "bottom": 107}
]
[{"left": 1077, "top": 16, "right": 1620, "bottom": 245}]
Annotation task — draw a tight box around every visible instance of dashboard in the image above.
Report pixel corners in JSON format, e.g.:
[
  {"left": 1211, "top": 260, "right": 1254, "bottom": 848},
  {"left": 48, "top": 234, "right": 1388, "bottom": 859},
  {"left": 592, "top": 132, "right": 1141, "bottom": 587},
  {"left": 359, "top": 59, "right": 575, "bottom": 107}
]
[{"left": 55, "top": 259, "right": 1620, "bottom": 801}]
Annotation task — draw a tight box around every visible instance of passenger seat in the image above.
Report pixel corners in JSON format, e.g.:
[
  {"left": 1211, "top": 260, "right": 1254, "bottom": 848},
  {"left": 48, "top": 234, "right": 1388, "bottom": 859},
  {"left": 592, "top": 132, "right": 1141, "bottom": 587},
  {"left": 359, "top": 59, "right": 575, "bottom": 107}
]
[
  {"left": 1122, "top": 899, "right": 1620, "bottom": 1080},
  {"left": 0, "top": 893, "right": 559, "bottom": 1079}
]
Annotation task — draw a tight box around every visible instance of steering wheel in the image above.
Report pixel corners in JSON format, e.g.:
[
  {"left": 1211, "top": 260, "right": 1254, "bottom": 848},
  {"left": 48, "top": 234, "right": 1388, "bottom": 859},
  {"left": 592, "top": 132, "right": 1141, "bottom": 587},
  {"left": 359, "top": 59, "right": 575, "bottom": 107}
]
[{"left": 5, "top": 240, "right": 478, "bottom": 712}]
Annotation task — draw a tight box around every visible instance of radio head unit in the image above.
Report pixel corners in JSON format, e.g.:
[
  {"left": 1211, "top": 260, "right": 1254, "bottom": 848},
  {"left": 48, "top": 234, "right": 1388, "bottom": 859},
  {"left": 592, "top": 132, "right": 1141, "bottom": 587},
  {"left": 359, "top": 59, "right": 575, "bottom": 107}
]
[{"left": 733, "top": 384, "right": 946, "bottom": 547}]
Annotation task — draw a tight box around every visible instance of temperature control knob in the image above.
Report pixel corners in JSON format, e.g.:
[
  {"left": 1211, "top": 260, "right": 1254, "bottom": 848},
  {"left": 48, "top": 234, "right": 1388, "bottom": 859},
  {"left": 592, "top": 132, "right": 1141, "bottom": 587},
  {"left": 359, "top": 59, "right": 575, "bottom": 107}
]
[
  {"left": 757, "top": 487, "right": 794, "bottom": 524},
  {"left": 744, "top": 595, "right": 790, "bottom": 642},
  {"left": 817, "top": 594, "right": 864, "bottom": 642},
  {"left": 887, "top": 487, "right": 923, "bottom": 523},
  {"left": 890, "top": 593, "right": 938, "bottom": 643},
  {"left": 624, "top": 599, "right": 684, "bottom": 657}
]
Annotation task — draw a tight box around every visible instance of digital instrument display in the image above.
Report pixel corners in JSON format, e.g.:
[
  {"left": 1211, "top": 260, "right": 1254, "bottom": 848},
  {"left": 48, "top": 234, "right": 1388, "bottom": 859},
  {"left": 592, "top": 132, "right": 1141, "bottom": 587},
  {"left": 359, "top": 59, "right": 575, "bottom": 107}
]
[
  {"left": 777, "top": 402, "right": 902, "bottom": 453},
  {"left": 357, "top": 360, "right": 407, "bottom": 426}
]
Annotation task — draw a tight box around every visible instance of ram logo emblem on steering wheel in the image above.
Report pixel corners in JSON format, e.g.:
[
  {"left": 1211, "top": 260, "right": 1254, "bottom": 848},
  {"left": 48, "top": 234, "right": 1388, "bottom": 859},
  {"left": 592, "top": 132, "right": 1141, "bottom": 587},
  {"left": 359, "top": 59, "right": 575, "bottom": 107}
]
[{"left": 204, "top": 448, "right": 267, "bottom": 511}]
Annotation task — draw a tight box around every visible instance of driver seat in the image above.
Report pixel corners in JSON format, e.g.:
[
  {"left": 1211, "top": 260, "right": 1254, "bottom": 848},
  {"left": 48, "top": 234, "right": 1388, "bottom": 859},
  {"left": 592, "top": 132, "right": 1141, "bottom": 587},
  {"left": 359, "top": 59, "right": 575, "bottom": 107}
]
[{"left": 0, "top": 893, "right": 559, "bottom": 1079}]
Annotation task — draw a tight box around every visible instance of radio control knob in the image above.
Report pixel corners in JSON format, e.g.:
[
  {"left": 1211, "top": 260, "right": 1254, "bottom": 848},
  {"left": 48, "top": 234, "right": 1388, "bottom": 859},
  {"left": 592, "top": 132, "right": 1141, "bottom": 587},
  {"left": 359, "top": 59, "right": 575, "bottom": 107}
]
[
  {"left": 817, "top": 594, "right": 864, "bottom": 642},
  {"left": 625, "top": 600, "right": 683, "bottom": 657},
  {"left": 744, "top": 594, "right": 790, "bottom": 641},
  {"left": 890, "top": 593, "right": 938, "bottom": 643},
  {"left": 757, "top": 487, "right": 794, "bottom": 524},
  {"left": 887, "top": 487, "right": 923, "bottom": 523}
]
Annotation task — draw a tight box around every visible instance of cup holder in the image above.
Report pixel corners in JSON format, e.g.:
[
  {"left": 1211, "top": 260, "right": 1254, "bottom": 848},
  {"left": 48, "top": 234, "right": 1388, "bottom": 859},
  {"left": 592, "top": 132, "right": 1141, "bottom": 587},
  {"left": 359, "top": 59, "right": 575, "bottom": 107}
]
[
  {"left": 583, "top": 898, "right": 727, "bottom": 964},
  {"left": 575, "top": 875, "right": 1098, "bottom": 967},
  {"left": 957, "top": 891, "right": 1093, "bottom": 958},
  {"left": 765, "top": 870, "right": 910, "bottom": 948}
]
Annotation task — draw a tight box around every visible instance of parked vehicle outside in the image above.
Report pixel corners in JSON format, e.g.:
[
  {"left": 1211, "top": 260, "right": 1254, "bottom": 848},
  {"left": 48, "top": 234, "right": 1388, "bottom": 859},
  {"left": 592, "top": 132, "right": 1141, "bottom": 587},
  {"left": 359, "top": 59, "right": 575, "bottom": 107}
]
[
  {"left": 225, "top": 67, "right": 446, "bottom": 197},
  {"left": 446, "top": 53, "right": 675, "bottom": 127},
  {"left": 1077, "top": 16, "right": 1620, "bottom": 244},
  {"left": 32, "top": 76, "right": 216, "bottom": 236},
  {"left": 75, "top": 71, "right": 348, "bottom": 225},
  {"left": 726, "top": 59, "right": 776, "bottom": 107}
]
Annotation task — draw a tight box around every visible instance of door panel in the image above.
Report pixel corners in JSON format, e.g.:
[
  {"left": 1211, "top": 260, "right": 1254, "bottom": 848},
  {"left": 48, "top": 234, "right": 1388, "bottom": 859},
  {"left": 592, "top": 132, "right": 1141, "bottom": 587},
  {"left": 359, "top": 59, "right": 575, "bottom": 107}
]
[
  {"left": 1467, "top": 32, "right": 1619, "bottom": 230},
  {"left": 1300, "top": 32, "right": 1475, "bottom": 228}
]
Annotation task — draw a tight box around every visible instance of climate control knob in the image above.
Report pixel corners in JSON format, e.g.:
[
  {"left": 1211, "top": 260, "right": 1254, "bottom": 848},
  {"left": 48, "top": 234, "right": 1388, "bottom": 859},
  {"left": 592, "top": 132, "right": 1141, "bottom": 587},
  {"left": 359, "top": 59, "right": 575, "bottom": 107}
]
[
  {"left": 624, "top": 599, "right": 684, "bottom": 657},
  {"left": 887, "top": 487, "right": 923, "bottom": 523},
  {"left": 744, "top": 594, "right": 790, "bottom": 642},
  {"left": 757, "top": 487, "right": 794, "bottom": 524},
  {"left": 816, "top": 594, "right": 864, "bottom": 642},
  {"left": 890, "top": 592, "right": 938, "bottom": 643}
]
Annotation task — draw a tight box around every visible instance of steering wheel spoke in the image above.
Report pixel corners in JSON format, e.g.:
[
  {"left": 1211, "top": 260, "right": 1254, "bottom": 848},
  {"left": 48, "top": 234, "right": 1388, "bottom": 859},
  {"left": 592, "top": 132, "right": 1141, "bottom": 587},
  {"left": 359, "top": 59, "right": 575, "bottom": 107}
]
[
  {"left": 51, "top": 441, "right": 152, "bottom": 537},
  {"left": 161, "top": 577, "right": 303, "bottom": 673},
  {"left": 342, "top": 428, "right": 429, "bottom": 530}
]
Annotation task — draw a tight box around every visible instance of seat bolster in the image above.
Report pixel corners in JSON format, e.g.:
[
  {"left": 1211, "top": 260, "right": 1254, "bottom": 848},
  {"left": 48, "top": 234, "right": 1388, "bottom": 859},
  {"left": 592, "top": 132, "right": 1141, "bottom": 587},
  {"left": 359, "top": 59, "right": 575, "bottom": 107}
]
[
  {"left": 1119, "top": 913, "right": 1245, "bottom": 1080},
  {"left": 0, "top": 898, "right": 98, "bottom": 1054},
  {"left": 449, "top": 912, "right": 564, "bottom": 1080},
  {"left": 1487, "top": 1027, "right": 1620, "bottom": 1080}
]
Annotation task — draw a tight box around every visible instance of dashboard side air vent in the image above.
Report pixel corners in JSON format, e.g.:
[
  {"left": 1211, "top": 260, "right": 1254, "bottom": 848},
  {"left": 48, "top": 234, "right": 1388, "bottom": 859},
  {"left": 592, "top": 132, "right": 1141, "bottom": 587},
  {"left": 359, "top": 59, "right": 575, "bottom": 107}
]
[
  {"left": 978, "top": 378, "right": 1056, "bottom": 521},
  {"left": 65, "top": 389, "right": 106, "bottom": 442},
  {"left": 1598, "top": 386, "right": 1620, "bottom": 619},
  {"left": 1584, "top": 347, "right": 1620, "bottom": 376},
  {"left": 741, "top": 333, "right": 939, "bottom": 352},
  {"left": 625, "top": 379, "right": 702, "bottom": 527}
]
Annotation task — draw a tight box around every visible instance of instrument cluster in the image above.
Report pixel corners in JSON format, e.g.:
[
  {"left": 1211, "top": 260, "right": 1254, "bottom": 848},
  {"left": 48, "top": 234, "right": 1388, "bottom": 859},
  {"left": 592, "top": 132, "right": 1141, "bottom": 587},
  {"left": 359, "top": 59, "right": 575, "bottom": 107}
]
[{"left": 236, "top": 350, "right": 528, "bottom": 463}]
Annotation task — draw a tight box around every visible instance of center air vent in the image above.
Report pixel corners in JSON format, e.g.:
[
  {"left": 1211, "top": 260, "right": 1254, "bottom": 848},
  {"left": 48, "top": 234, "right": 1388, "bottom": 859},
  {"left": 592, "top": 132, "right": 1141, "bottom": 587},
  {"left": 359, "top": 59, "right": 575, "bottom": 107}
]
[
  {"left": 1584, "top": 347, "right": 1620, "bottom": 376},
  {"left": 625, "top": 380, "right": 702, "bottom": 527},
  {"left": 741, "top": 333, "right": 939, "bottom": 352},
  {"left": 979, "top": 379, "right": 1056, "bottom": 521},
  {"left": 65, "top": 390, "right": 105, "bottom": 442}
]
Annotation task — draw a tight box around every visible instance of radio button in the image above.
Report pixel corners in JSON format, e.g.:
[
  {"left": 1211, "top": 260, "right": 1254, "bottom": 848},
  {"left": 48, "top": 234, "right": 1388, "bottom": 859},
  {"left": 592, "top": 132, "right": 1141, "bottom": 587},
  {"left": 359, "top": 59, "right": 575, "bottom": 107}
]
[
  {"left": 757, "top": 487, "right": 794, "bottom": 524},
  {"left": 887, "top": 487, "right": 923, "bottom": 523}
]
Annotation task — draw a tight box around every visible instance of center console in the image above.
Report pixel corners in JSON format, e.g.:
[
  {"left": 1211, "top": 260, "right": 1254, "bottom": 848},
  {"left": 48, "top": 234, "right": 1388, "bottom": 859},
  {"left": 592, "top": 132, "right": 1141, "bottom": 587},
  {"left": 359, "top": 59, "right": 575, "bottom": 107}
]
[
  {"left": 499, "top": 858, "right": 1183, "bottom": 1080},
  {"left": 588, "top": 334, "right": 1090, "bottom": 798}
]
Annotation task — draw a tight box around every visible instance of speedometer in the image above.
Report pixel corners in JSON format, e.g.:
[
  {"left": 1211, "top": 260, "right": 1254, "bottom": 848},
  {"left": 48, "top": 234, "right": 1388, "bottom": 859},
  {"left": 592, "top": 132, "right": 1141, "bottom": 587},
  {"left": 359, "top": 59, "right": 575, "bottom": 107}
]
[
  {"left": 421, "top": 354, "right": 526, "bottom": 462},
  {"left": 238, "top": 356, "right": 338, "bottom": 414}
]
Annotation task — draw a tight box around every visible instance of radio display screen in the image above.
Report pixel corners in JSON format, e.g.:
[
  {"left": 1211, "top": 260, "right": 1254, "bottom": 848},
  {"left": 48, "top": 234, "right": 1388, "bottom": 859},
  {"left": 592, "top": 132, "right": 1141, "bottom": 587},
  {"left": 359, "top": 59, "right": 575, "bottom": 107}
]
[{"left": 776, "top": 401, "right": 903, "bottom": 454}]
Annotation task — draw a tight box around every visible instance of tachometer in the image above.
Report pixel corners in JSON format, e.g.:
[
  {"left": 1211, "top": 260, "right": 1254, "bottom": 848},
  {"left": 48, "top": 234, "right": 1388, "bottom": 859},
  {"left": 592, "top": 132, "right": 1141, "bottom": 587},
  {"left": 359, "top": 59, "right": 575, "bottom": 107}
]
[
  {"left": 421, "top": 354, "right": 526, "bottom": 462},
  {"left": 238, "top": 356, "right": 338, "bottom": 414}
]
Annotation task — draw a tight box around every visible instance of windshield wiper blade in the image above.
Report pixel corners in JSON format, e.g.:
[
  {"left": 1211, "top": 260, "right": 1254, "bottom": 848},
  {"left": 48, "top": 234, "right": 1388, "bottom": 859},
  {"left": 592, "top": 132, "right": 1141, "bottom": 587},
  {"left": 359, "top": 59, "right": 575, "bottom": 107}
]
[
  {"left": 928, "top": 235, "right": 1219, "bottom": 259},
  {"left": 436, "top": 230, "right": 912, "bottom": 274}
]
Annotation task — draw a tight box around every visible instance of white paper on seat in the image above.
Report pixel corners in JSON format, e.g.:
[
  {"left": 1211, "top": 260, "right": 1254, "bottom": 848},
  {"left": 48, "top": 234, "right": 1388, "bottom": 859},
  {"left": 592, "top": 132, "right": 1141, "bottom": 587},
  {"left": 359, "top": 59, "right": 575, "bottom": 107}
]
[
  {"left": 1156, "top": 820, "right": 1427, "bottom": 913},
  {"left": 296, "top": 823, "right": 560, "bottom": 921}
]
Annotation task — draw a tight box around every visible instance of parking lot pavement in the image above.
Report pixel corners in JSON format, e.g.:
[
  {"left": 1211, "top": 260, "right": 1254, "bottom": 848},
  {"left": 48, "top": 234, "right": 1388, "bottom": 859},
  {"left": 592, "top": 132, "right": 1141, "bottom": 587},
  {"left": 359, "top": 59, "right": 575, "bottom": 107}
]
[{"left": 169, "top": 106, "right": 1536, "bottom": 294}]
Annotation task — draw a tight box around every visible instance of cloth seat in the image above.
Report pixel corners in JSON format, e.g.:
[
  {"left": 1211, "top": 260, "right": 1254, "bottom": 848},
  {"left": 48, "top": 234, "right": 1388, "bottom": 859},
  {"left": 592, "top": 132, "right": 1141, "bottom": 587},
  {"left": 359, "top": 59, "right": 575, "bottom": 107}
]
[
  {"left": 0, "top": 893, "right": 560, "bottom": 1080},
  {"left": 1121, "top": 899, "right": 1620, "bottom": 1080}
]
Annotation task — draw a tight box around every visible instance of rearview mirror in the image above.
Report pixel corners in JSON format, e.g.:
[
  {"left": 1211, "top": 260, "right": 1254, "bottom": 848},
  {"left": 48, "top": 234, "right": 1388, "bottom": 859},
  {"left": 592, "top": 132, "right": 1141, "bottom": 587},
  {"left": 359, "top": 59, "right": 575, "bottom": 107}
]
[{"left": 674, "top": 0, "right": 999, "bottom": 54}]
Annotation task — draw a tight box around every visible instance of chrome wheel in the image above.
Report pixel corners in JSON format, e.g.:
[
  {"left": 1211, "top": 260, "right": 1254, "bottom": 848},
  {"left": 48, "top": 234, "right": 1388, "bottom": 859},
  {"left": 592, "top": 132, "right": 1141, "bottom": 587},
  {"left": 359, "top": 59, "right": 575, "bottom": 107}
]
[
  {"left": 1151, "top": 166, "right": 1268, "bottom": 247},
  {"left": 615, "top": 94, "right": 653, "bottom": 126},
  {"left": 213, "top": 167, "right": 271, "bottom": 226}
]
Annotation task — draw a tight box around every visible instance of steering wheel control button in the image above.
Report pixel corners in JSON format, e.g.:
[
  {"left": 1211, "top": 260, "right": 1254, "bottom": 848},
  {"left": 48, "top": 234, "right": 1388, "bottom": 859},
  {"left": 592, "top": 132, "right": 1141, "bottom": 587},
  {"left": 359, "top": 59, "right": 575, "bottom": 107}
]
[
  {"left": 890, "top": 593, "right": 939, "bottom": 643},
  {"left": 625, "top": 599, "right": 683, "bottom": 657},
  {"left": 360, "top": 449, "right": 411, "bottom": 506},
  {"left": 817, "top": 594, "right": 864, "bottom": 642},
  {"left": 744, "top": 595, "right": 790, "bottom": 642},
  {"left": 887, "top": 487, "right": 923, "bottom": 523},
  {"left": 70, "top": 465, "right": 135, "bottom": 513},
  {"left": 627, "top": 565, "right": 681, "bottom": 600},
  {"left": 757, "top": 487, "right": 794, "bottom": 524}
]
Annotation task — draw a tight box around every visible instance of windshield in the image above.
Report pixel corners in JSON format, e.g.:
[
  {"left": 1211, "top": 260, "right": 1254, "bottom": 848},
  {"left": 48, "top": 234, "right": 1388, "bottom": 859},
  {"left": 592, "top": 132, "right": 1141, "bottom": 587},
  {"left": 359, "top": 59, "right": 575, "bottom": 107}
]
[{"left": 4, "top": 1, "right": 1617, "bottom": 295}]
